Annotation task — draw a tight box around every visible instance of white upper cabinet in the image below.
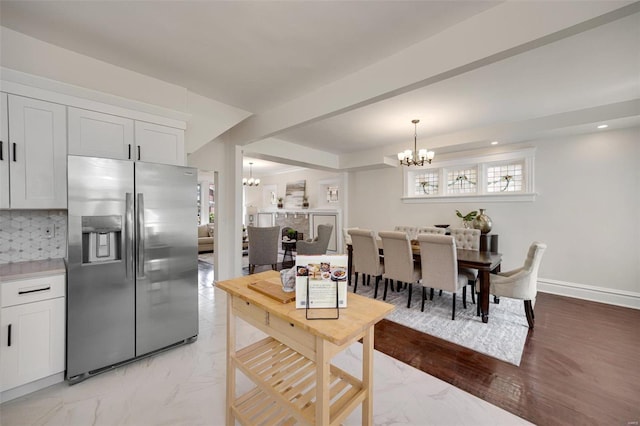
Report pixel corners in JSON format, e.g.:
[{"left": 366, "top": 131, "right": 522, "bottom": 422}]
[
  {"left": 68, "top": 107, "right": 134, "bottom": 160},
  {"left": 7, "top": 95, "right": 67, "bottom": 209},
  {"left": 67, "top": 107, "right": 184, "bottom": 166},
  {"left": 134, "top": 121, "right": 185, "bottom": 166},
  {"left": 0, "top": 93, "right": 9, "bottom": 208}
]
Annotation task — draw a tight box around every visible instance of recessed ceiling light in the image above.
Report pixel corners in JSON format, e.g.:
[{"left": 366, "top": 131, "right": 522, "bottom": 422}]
[
  {"left": 490, "top": 141, "right": 499, "bottom": 145},
  {"left": 597, "top": 124, "right": 608, "bottom": 129}
]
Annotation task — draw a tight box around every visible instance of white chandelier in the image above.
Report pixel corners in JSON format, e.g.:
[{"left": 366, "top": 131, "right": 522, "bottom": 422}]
[
  {"left": 397, "top": 119, "right": 435, "bottom": 166},
  {"left": 243, "top": 162, "right": 260, "bottom": 186}
]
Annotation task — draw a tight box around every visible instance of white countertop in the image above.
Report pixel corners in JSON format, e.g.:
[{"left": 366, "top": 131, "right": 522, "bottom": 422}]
[{"left": 0, "top": 258, "right": 66, "bottom": 282}]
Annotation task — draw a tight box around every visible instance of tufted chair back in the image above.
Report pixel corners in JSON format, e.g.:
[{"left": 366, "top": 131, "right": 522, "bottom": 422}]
[
  {"left": 348, "top": 229, "right": 383, "bottom": 277},
  {"left": 394, "top": 225, "right": 418, "bottom": 241},
  {"left": 296, "top": 224, "right": 333, "bottom": 255},
  {"left": 417, "top": 226, "right": 446, "bottom": 236},
  {"left": 450, "top": 228, "right": 480, "bottom": 250}
]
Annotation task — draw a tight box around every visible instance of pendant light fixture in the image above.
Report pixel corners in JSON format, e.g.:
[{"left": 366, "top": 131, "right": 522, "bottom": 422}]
[
  {"left": 397, "top": 119, "right": 435, "bottom": 166},
  {"left": 243, "top": 162, "right": 260, "bottom": 186}
]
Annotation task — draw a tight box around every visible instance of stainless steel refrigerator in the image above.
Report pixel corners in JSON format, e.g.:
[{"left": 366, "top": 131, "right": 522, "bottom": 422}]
[{"left": 66, "top": 155, "right": 198, "bottom": 382}]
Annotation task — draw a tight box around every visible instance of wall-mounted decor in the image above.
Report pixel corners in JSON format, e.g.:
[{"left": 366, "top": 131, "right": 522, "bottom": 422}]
[
  {"left": 327, "top": 186, "right": 339, "bottom": 203},
  {"left": 262, "top": 184, "right": 277, "bottom": 207},
  {"left": 285, "top": 180, "right": 306, "bottom": 209}
]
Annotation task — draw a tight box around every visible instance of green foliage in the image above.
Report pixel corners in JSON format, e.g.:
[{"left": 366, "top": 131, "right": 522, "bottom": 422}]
[
  {"left": 455, "top": 210, "right": 477, "bottom": 222},
  {"left": 209, "top": 212, "right": 215, "bottom": 223}
]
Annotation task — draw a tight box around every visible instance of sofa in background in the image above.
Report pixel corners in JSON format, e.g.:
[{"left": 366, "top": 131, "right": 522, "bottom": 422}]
[{"left": 198, "top": 224, "right": 214, "bottom": 253}]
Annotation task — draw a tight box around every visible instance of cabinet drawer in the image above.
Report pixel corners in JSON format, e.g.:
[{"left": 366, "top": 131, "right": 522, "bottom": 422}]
[
  {"left": 1, "top": 275, "right": 65, "bottom": 307},
  {"left": 231, "top": 296, "right": 315, "bottom": 359}
]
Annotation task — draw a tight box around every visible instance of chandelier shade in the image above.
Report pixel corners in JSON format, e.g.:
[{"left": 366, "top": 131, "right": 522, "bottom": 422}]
[
  {"left": 243, "top": 162, "right": 260, "bottom": 186},
  {"left": 398, "top": 119, "right": 434, "bottom": 166}
]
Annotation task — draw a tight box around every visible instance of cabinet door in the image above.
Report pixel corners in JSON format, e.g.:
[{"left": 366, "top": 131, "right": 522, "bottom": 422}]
[
  {"left": 134, "top": 121, "right": 184, "bottom": 166},
  {"left": 68, "top": 107, "right": 134, "bottom": 160},
  {"left": 0, "top": 93, "right": 8, "bottom": 208},
  {"left": 8, "top": 95, "right": 67, "bottom": 209},
  {"left": 0, "top": 297, "right": 65, "bottom": 391},
  {"left": 311, "top": 214, "right": 338, "bottom": 252}
]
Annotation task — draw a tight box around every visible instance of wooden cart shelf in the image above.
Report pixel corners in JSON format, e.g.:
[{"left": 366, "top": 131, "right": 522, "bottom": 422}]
[
  {"left": 217, "top": 271, "right": 394, "bottom": 426},
  {"left": 233, "top": 337, "right": 365, "bottom": 426}
]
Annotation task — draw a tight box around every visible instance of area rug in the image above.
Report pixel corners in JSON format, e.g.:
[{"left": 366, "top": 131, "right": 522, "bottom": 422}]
[
  {"left": 354, "top": 282, "right": 529, "bottom": 366},
  {"left": 198, "top": 253, "right": 214, "bottom": 264}
]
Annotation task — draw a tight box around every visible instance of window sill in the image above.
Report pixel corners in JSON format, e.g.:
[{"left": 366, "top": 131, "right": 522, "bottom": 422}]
[{"left": 401, "top": 193, "right": 537, "bottom": 204}]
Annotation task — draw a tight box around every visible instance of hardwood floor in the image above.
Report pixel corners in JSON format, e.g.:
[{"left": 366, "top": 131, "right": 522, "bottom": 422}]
[
  {"left": 375, "top": 292, "right": 640, "bottom": 425},
  {"left": 201, "top": 261, "right": 640, "bottom": 425}
]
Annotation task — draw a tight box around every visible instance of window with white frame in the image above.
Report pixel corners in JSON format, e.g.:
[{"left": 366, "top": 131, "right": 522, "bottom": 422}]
[
  {"left": 415, "top": 170, "right": 439, "bottom": 195},
  {"left": 446, "top": 167, "right": 478, "bottom": 195},
  {"left": 402, "top": 147, "right": 535, "bottom": 202},
  {"left": 487, "top": 162, "right": 524, "bottom": 192}
]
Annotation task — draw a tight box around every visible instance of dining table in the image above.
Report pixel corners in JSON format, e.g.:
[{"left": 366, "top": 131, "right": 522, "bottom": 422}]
[{"left": 346, "top": 242, "right": 502, "bottom": 324}]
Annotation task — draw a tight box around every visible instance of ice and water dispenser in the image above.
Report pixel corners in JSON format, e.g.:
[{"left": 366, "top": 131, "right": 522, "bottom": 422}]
[{"left": 81, "top": 215, "right": 122, "bottom": 264}]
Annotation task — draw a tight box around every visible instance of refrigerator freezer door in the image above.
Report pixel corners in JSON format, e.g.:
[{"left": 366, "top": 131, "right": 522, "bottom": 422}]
[
  {"left": 67, "top": 156, "right": 135, "bottom": 378},
  {"left": 134, "top": 162, "right": 198, "bottom": 356}
]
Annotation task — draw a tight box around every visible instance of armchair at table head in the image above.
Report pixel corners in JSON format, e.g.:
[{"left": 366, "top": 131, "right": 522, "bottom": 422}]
[
  {"left": 487, "top": 241, "right": 547, "bottom": 329},
  {"left": 247, "top": 226, "right": 280, "bottom": 274},
  {"left": 296, "top": 224, "right": 333, "bottom": 255}
]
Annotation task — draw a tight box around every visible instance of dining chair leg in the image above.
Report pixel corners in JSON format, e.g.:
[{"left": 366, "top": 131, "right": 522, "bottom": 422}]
[
  {"left": 374, "top": 276, "right": 381, "bottom": 299},
  {"left": 249, "top": 264, "right": 255, "bottom": 274},
  {"left": 353, "top": 272, "right": 359, "bottom": 293},
  {"left": 421, "top": 287, "right": 426, "bottom": 312},
  {"left": 470, "top": 280, "right": 476, "bottom": 304},
  {"left": 462, "top": 287, "right": 467, "bottom": 309},
  {"left": 494, "top": 296, "right": 500, "bottom": 304},
  {"left": 439, "top": 290, "right": 443, "bottom": 297},
  {"left": 429, "top": 288, "right": 434, "bottom": 300},
  {"left": 366, "top": 275, "right": 371, "bottom": 287},
  {"left": 407, "top": 283, "right": 412, "bottom": 308},
  {"left": 383, "top": 278, "right": 389, "bottom": 300},
  {"left": 524, "top": 300, "right": 535, "bottom": 329},
  {"left": 452, "top": 293, "right": 456, "bottom": 320},
  {"left": 272, "top": 264, "right": 277, "bottom": 271}
]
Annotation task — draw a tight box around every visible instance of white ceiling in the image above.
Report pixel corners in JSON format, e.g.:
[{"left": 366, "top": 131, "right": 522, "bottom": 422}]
[{"left": 1, "top": 1, "right": 638, "bottom": 174}]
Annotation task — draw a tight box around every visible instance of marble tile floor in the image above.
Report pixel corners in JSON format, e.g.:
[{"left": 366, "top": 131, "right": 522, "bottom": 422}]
[{"left": 0, "top": 276, "right": 530, "bottom": 425}]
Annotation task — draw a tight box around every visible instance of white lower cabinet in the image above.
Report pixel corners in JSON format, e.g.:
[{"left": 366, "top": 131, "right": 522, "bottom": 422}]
[{"left": 0, "top": 274, "right": 65, "bottom": 395}]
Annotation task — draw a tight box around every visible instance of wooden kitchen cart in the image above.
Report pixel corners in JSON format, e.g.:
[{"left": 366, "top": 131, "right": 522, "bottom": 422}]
[{"left": 216, "top": 271, "right": 394, "bottom": 426}]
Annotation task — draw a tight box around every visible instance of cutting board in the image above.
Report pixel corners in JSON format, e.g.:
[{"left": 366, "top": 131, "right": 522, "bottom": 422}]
[{"left": 248, "top": 280, "right": 296, "bottom": 304}]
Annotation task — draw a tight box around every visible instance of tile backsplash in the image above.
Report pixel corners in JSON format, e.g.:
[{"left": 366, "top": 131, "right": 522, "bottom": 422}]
[{"left": 0, "top": 210, "right": 67, "bottom": 264}]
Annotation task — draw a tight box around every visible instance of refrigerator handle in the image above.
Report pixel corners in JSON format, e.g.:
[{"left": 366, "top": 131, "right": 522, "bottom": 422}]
[
  {"left": 136, "top": 193, "right": 145, "bottom": 277},
  {"left": 125, "top": 192, "right": 134, "bottom": 278}
]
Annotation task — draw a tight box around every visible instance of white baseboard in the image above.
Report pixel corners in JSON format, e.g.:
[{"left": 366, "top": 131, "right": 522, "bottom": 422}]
[
  {"left": 1, "top": 372, "right": 65, "bottom": 403},
  {"left": 538, "top": 278, "right": 640, "bottom": 310}
]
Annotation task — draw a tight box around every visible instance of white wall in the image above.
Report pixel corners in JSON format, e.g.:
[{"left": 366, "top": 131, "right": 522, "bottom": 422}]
[
  {"left": 244, "top": 168, "right": 344, "bottom": 212},
  {"left": 347, "top": 128, "right": 640, "bottom": 306}
]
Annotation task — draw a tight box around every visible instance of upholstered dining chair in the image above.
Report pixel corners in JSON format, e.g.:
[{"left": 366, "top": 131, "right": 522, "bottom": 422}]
[
  {"left": 481, "top": 242, "right": 547, "bottom": 329},
  {"left": 348, "top": 229, "right": 384, "bottom": 295},
  {"left": 417, "top": 234, "right": 468, "bottom": 320},
  {"left": 296, "top": 224, "right": 333, "bottom": 255},
  {"left": 416, "top": 226, "right": 446, "bottom": 236},
  {"left": 450, "top": 228, "right": 481, "bottom": 304},
  {"left": 247, "top": 226, "right": 280, "bottom": 274},
  {"left": 342, "top": 226, "right": 358, "bottom": 246},
  {"left": 394, "top": 225, "right": 418, "bottom": 241},
  {"left": 378, "top": 231, "right": 421, "bottom": 307}
]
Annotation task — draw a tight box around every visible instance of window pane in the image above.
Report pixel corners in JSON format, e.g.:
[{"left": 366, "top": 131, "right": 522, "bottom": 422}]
[
  {"left": 447, "top": 168, "right": 477, "bottom": 194},
  {"left": 487, "top": 163, "right": 523, "bottom": 192},
  {"left": 415, "top": 171, "right": 439, "bottom": 195}
]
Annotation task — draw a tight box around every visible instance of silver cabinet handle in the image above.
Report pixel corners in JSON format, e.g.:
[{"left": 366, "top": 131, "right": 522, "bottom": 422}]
[
  {"left": 136, "top": 193, "right": 145, "bottom": 277},
  {"left": 125, "top": 192, "right": 134, "bottom": 278}
]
